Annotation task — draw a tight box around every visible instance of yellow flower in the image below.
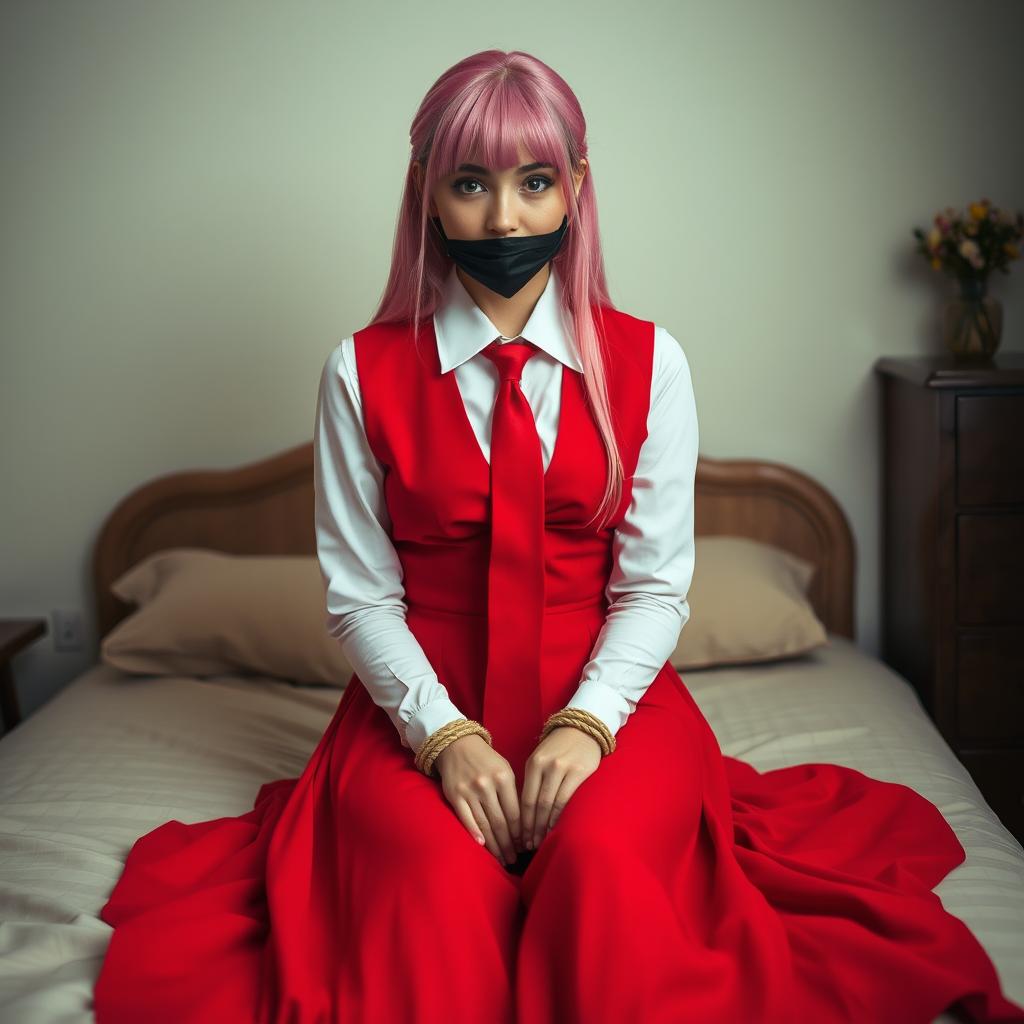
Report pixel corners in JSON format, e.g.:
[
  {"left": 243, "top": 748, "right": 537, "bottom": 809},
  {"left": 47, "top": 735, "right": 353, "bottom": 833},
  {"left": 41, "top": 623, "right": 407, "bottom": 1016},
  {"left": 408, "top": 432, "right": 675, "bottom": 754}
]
[
  {"left": 1005, "top": 242, "right": 1020, "bottom": 260},
  {"left": 969, "top": 200, "right": 990, "bottom": 221},
  {"left": 931, "top": 256, "right": 943, "bottom": 270}
]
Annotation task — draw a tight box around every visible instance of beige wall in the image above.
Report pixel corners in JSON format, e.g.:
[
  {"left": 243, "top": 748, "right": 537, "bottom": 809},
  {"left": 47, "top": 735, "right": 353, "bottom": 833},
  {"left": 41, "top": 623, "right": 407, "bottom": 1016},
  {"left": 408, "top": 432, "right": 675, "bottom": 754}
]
[{"left": 2, "top": 0, "right": 1022, "bottom": 722}]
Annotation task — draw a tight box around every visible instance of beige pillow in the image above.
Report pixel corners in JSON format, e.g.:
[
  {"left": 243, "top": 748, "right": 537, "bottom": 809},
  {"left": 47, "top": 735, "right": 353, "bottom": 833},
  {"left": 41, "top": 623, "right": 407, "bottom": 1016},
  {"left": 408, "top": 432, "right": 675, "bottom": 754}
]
[
  {"left": 102, "top": 548, "right": 353, "bottom": 686},
  {"left": 672, "top": 536, "right": 828, "bottom": 670},
  {"left": 101, "top": 539, "right": 828, "bottom": 685}
]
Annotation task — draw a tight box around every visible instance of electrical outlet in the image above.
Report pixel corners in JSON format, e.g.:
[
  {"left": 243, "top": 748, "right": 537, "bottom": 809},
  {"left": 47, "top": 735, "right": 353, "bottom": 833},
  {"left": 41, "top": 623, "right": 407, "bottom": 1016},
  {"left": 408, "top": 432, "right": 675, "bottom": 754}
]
[{"left": 52, "top": 610, "right": 84, "bottom": 652}]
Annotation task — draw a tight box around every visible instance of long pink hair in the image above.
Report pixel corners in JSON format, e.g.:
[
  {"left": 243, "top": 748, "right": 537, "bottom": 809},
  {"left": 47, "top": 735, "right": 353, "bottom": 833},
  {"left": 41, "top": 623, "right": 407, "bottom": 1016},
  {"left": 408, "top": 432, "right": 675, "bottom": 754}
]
[{"left": 368, "top": 49, "right": 625, "bottom": 529}]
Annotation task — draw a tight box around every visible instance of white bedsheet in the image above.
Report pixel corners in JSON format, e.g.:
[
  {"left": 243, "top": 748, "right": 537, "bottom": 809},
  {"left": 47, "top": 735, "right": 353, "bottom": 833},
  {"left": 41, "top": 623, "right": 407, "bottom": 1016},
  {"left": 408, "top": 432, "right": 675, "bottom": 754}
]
[{"left": 0, "top": 635, "right": 1021, "bottom": 1023}]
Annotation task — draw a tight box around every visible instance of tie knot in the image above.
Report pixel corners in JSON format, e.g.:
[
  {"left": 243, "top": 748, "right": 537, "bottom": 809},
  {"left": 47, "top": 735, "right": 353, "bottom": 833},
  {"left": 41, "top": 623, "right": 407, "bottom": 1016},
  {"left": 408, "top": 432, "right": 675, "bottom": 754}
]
[{"left": 481, "top": 339, "right": 539, "bottom": 382}]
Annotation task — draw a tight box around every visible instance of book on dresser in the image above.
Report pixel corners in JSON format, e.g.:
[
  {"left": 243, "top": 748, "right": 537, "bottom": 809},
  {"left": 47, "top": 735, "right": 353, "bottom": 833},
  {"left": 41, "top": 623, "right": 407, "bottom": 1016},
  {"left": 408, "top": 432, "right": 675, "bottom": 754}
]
[{"left": 874, "top": 353, "right": 1024, "bottom": 846}]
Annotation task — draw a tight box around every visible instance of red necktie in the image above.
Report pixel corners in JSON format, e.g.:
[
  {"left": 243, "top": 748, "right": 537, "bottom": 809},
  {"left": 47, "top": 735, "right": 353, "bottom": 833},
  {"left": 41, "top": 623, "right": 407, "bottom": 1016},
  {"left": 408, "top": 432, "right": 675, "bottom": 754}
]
[{"left": 478, "top": 339, "right": 546, "bottom": 781}]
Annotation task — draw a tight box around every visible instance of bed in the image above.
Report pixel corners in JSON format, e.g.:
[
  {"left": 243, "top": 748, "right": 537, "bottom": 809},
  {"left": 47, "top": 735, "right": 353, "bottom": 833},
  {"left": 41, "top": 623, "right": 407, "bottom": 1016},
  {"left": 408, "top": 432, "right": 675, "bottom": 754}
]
[{"left": 1, "top": 443, "right": 1021, "bottom": 1023}]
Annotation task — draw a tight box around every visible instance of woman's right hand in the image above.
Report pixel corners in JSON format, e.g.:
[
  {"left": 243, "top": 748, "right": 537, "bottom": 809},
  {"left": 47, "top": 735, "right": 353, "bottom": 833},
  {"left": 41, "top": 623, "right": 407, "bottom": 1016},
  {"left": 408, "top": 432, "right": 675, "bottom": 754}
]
[{"left": 434, "top": 733, "right": 522, "bottom": 866}]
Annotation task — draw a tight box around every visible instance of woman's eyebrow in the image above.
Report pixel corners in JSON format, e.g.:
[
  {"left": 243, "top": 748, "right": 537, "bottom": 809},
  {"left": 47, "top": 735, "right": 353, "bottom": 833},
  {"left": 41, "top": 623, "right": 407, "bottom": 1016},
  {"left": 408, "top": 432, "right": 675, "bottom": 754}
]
[{"left": 455, "top": 162, "right": 556, "bottom": 175}]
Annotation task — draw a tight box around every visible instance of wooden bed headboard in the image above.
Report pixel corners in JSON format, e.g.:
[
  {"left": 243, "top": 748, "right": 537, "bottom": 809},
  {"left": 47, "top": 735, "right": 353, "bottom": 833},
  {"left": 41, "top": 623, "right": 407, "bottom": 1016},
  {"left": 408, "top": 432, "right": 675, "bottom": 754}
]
[{"left": 93, "top": 444, "right": 856, "bottom": 641}]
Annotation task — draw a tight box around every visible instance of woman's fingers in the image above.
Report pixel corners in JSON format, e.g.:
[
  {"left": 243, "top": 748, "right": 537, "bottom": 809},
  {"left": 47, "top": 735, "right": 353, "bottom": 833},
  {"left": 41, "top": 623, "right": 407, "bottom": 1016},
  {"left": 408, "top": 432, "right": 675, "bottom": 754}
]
[
  {"left": 531, "top": 768, "right": 563, "bottom": 850},
  {"left": 519, "top": 765, "right": 541, "bottom": 847},
  {"left": 453, "top": 797, "right": 487, "bottom": 847},
  {"left": 544, "top": 771, "right": 579, "bottom": 838},
  {"left": 436, "top": 735, "right": 519, "bottom": 863},
  {"left": 496, "top": 771, "right": 523, "bottom": 852},
  {"left": 480, "top": 778, "right": 518, "bottom": 864},
  {"left": 470, "top": 795, "right": 514, "bottom": 864},
  {"left": 521, "top": 729, "right": 604, "bottom": 848},
  {"left": 465, "top": 797, "right": 501, "bottom": 861},
  {"left": 458, "top": 784, "right": 517, "bottom": 864}
]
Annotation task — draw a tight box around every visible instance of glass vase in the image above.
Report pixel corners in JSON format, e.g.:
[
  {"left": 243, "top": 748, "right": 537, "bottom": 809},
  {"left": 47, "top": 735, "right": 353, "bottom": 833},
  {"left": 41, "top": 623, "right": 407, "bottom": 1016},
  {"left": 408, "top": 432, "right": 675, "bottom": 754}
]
[{"left": 941, "top": 277, "right": 1003, "bottom": 360}]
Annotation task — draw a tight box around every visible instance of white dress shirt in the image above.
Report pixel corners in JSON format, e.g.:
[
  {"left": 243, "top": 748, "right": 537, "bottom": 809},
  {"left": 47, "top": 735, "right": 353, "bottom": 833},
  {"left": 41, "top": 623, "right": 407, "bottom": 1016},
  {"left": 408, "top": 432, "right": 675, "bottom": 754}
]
[{"left": 313, "top": 264, "right": 699, "bottom": 756}]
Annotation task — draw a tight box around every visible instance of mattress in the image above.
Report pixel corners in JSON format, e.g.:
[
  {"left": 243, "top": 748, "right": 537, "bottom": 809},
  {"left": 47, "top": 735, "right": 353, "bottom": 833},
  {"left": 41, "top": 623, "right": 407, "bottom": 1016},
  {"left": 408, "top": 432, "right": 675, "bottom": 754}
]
[{"left": 1, "top": 634, "right": 1021, "bottom": 1023}]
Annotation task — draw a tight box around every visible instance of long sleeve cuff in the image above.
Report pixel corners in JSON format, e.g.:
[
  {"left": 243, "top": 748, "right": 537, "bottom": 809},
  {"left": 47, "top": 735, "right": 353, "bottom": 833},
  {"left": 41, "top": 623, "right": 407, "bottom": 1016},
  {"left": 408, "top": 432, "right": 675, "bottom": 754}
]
[
  {"left": 562, "top": 680, "right": 632, "bottom": 739},
  {"left": 405, "top": 699, "right": 469, "bottom": 756}
]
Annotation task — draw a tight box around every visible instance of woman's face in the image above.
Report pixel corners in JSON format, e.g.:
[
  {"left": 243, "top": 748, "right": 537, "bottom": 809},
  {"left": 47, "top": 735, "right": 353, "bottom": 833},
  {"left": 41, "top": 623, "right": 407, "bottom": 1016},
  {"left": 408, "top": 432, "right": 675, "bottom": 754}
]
[{"left": 416, "top": 142, "right": 586, "bottom": 242}]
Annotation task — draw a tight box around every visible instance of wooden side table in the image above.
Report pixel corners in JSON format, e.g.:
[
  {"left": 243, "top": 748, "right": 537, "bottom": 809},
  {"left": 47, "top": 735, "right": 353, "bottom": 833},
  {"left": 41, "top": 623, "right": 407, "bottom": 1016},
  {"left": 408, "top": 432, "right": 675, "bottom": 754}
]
[
  {"left": 0, "top": 618, "right": 48, "bottom": 736},
  {"left": 874, "top": 353, "right": 1024, "bottom": 844}
]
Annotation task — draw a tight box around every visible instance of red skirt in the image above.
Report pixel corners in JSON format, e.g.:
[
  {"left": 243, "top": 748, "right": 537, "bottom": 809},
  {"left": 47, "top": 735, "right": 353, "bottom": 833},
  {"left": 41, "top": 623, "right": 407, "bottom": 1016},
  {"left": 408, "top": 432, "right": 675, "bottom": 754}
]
[{"left": 93, "top": 601, "right": 1024, "bottom": 1023}]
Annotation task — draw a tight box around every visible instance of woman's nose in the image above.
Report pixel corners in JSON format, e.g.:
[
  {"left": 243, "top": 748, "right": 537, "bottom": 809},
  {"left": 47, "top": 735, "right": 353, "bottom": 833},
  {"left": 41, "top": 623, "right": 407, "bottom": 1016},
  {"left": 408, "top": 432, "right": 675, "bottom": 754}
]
[{"left": 486, "top": 190, "right": 520, "bottom": 234}]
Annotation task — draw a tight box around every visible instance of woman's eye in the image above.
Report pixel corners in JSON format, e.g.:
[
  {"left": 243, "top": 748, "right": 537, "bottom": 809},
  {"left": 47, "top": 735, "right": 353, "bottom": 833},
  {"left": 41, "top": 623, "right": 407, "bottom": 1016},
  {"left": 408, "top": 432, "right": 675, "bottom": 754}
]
[{"left": 525, "top": 175, "right": 554, "bottom": 193}]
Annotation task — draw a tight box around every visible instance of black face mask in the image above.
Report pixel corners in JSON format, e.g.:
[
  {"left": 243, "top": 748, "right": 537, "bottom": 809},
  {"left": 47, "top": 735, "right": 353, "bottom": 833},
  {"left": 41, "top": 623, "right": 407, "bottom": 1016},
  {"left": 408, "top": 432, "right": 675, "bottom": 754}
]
[{"left": 431, "top": 214, "right": 569, "bottom": 298}]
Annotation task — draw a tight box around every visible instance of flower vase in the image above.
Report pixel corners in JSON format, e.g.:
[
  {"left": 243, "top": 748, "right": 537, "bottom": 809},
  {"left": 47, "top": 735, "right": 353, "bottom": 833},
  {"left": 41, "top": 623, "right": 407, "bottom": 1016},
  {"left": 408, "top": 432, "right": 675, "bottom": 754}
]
[{"left": 942, "top": 277, "right": 1003, "bottom": 360}]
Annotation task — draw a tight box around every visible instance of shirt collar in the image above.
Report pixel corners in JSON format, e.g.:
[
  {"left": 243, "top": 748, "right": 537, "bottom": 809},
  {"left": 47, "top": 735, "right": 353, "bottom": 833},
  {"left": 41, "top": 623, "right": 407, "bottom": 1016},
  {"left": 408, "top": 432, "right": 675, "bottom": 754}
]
[{"left": 433, "top": 263, "right": 584, "bottom": 375}]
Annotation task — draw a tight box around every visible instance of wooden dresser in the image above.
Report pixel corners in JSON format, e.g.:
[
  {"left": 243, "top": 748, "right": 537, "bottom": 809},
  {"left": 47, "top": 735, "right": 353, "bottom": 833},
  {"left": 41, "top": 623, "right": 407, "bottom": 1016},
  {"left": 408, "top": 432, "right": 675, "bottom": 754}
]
[{"left": 875, "top": 353, "right": 1024, "bottom": 846}]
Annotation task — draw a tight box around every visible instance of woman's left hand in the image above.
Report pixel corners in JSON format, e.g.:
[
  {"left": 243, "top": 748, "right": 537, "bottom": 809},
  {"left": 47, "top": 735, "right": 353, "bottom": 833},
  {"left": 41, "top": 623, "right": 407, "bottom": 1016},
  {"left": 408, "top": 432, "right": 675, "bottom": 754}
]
[{"left": 519, "top": 726, "right": 602, "bottom": 851}]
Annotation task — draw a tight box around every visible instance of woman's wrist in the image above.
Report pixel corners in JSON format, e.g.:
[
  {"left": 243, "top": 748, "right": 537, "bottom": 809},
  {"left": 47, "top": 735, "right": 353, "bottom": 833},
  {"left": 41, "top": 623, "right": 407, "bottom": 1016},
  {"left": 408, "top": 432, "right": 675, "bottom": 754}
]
[
  {"left": 540, "top": 708, "right": 616, "bottom": 756},
  {"left": 414, "top": 718, "right": 493, "bottom": 777},
  {"left": 434, "top": 730, "right": 490, "bottom": 770}
]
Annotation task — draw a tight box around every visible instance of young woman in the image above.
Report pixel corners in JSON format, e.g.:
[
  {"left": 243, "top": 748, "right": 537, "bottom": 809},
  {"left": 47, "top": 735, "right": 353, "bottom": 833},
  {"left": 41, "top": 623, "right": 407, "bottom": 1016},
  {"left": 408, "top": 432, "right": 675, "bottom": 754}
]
[{"left": 93, "top": 49, "right": 1024, "bottom": 1024}]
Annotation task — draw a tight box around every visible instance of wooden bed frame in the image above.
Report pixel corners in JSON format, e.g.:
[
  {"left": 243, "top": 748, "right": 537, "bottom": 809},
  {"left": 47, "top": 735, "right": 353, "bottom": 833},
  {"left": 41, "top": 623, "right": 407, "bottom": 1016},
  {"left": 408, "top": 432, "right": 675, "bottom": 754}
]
[{"left": 92, "top": 445, "right": 856, "bottom": 642}]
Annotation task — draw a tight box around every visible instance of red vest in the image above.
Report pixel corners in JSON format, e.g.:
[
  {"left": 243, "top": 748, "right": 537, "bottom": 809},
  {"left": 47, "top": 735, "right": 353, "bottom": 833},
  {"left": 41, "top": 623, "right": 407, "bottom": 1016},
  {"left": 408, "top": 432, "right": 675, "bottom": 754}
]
[{"left": 354, "top": 306, "right": 655, "bottom": 777}]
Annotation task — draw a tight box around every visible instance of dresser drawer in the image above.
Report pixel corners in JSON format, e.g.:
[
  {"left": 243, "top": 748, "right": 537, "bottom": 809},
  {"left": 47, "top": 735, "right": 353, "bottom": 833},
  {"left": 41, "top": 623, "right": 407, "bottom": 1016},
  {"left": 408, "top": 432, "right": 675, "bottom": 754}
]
[
  {"left": 956, "top": 748, "right": 1024, "bottom": 841},
  {"left": 957, "top": 513, "right": 1024, "bottom": 623},
  {"left": 956, "top": 631, "right": 1024, "bottom": 741},
  {"left": 956, "top": 395, "right": 1024, "bottom": 506}
]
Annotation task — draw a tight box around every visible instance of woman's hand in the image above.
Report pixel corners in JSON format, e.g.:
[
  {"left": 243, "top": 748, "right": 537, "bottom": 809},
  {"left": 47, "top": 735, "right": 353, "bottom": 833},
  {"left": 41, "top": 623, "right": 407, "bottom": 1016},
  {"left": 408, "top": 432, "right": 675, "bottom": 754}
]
[
  {"left": 434, "top": 733, "right": 522, "bottom": 866},
  {"left": 520, "top": 726, "right": 602, "bottom": 851}
]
